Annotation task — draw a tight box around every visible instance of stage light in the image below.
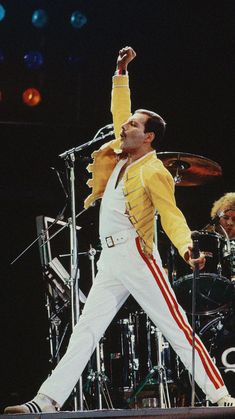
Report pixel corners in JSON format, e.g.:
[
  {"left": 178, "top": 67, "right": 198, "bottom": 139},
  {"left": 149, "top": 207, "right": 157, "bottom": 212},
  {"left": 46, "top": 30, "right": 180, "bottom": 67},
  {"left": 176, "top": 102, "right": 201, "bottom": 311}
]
[
  {"left": 32, "top": 9, "right": 48, "bottom": 28},
  {"left": 70, "top": 11, "right": 87, "bottom": 29},
  {"left": 23, "top": 50, "right": 44, "bottom": 70},
  {"left": 0, "top": 4, "right": 6, "bottom": 22},
  {"left": 22, "top": 88, "right": 41, "bottom": 107}
]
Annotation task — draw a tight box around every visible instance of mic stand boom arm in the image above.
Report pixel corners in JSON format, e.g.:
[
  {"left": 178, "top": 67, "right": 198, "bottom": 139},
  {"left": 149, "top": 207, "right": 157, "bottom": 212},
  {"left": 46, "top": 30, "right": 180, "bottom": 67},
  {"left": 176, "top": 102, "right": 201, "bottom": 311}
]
[{"left": 59, "top": 125, "right": 114, "bottom": 159}]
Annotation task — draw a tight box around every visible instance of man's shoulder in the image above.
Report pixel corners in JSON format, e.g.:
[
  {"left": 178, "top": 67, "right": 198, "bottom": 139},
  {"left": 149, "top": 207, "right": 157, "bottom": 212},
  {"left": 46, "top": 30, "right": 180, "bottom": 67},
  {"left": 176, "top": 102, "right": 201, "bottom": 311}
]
[
  {"left": 142, "top": 154, "right": 174, "bottom": 183},
  {"left": 143, "top": 153, "right": 168, "bottom": 172}
]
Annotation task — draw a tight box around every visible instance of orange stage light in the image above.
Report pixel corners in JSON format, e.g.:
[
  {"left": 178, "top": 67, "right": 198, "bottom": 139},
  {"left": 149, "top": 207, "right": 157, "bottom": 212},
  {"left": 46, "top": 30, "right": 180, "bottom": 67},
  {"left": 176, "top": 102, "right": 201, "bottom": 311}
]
[{"left": 22, "top": 88, "right": 41, "bottom": 107}]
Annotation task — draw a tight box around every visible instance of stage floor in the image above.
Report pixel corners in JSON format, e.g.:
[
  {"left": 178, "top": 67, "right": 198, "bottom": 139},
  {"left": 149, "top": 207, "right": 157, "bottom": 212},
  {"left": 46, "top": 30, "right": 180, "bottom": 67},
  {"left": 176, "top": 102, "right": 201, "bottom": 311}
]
[{"left": 1, "top": 407, "right": 235, "bottom": 419}]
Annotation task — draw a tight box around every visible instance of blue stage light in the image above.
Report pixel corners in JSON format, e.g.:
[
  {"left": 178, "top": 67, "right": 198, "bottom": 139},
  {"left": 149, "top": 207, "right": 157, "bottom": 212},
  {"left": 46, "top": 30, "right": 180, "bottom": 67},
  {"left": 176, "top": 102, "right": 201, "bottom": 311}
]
[
  {"left": 23, "top": 50, "right": 44, "bottom": 70},
  {"left": 32, "top": 9, "right": 48, "bottom": 28},
  {"left": 70, "top": 11, "right": 87, "bottom": 29},
  {"left": 0, "top": 4, "right": 6, "bottom": 22}
]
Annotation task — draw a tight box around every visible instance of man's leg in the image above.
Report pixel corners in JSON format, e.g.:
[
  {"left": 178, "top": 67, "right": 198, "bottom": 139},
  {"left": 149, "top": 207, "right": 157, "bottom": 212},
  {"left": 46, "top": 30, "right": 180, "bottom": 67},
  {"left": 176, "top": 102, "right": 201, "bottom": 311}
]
[
  {"left": 121, "top": 237, "right": 230, "bottom": 404},
  {"left": 4, "top": 250, "right": 130, "bottom": 413}
]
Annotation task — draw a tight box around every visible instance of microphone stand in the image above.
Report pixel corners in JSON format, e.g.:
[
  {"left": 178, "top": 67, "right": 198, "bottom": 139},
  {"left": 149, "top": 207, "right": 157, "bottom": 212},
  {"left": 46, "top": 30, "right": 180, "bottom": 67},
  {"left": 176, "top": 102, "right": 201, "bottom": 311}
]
[
  {"left": 58, "top": 124, "right": 114, "bottom": 411},
  {"left": 191, "top": 231, "right": 200, "bottom": 407}
]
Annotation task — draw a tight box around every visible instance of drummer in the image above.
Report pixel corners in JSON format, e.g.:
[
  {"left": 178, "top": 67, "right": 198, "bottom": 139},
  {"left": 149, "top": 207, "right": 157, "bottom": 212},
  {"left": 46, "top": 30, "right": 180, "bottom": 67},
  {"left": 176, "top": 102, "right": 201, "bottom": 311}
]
[
  {"left": 209, "top": 193, "right": 235, "bottom": 281},
  {"left": 210, "top": 193, "right": 235, "bottom": 240}
]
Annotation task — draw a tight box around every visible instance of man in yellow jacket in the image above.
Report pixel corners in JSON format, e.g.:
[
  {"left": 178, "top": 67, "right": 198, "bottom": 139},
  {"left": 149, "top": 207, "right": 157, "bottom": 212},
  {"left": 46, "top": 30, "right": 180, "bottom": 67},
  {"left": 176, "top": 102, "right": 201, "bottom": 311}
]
[{"left": 4, "top": 47, "right": 235, "bottom": 414}]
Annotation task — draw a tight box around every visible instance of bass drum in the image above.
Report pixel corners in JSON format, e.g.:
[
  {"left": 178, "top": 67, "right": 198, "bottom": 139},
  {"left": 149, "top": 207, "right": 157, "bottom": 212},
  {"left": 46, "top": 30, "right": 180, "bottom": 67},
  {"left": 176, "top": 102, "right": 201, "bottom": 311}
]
[
  {"left": 102, "top": 314, "right": 134, "bottom": 390},
  {"left": 171, "top": 231, "right": 234, "bottom": 315},
  {"left": 199, "top": 312, "right": 235, "bottom": 395}
]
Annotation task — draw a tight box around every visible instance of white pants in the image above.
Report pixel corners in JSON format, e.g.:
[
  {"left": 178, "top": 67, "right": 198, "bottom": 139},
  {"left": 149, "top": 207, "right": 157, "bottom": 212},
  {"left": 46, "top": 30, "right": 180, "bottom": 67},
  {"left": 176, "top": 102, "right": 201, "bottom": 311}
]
[{"left": 39, "top": 232, "right": 228, "bottom": 406}]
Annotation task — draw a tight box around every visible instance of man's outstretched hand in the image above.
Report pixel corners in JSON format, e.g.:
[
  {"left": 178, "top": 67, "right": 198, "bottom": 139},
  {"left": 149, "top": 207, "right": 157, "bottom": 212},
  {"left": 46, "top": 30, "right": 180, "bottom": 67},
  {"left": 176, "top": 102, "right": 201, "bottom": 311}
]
[{"left": 185, "top": 246, "right": 206, "bottom": 270}]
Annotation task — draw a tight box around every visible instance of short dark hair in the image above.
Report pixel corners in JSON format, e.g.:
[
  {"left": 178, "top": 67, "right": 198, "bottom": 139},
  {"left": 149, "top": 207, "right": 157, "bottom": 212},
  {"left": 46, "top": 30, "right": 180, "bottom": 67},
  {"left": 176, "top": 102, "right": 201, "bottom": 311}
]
[{"left": 134, "top": 109, "right": 166, "bottom": 148}]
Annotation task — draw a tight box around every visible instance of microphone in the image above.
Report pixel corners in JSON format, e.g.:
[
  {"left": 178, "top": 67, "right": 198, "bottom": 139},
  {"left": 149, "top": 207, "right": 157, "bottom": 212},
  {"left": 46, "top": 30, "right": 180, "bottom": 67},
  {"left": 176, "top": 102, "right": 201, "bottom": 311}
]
[
  {"left": 209, "top": 210, "right": 225, "bottom": 225},
  {"left": 103, "top": 123, "right": 114, "bottom": 130},
  {"left": 191, "top": 231, "right": 200, "bottom": 259}
]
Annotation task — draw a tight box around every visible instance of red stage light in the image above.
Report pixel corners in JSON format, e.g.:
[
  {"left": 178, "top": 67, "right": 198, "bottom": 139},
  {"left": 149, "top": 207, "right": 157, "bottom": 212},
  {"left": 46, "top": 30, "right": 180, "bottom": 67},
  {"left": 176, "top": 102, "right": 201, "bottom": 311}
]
[{"left": 22, "top": 88, "right": 41, "bottom": 107}]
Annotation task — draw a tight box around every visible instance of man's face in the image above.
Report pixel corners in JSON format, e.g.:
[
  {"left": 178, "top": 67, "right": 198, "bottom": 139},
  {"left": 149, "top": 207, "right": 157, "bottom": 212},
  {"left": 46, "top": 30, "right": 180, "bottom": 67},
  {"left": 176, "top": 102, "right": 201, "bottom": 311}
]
[
  {"left": 219, "top": 206, "right": 235, "bottom": 239},
  {"left": 120, "top": 113, "right": 150, "bottom": 153}
]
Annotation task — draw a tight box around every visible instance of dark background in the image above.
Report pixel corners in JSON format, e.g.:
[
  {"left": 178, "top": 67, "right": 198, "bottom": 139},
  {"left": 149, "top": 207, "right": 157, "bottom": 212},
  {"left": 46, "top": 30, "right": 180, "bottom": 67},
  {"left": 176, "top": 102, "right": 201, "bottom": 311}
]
[{"left": 0, "top": 0, "right": 234, "bottom": 412}]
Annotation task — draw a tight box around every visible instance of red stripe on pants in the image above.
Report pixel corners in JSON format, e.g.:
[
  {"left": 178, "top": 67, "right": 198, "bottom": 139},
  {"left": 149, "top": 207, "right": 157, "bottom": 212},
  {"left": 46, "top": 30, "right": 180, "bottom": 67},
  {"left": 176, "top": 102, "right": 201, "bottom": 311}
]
[{"left": 135, "top": 237, "right": 224, "bottom": 390}]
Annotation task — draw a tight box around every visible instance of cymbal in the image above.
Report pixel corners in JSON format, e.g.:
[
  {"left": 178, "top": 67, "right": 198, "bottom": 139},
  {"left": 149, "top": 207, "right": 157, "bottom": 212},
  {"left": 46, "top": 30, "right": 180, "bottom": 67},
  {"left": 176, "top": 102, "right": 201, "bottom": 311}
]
[{"left": 157, "top": 152, "right": 222, "bottom": 186}]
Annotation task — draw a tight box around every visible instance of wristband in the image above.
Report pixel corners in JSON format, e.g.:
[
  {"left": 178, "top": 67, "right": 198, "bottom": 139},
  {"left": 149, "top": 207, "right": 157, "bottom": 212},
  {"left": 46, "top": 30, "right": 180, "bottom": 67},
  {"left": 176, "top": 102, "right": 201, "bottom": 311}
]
[{"left": 115, "top": 68, "right": 128, "bottom": 76}]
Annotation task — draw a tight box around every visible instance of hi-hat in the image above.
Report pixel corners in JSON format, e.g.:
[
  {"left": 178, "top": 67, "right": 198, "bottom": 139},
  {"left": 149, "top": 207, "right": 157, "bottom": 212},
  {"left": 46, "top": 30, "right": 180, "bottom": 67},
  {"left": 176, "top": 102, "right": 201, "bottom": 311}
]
[{"left": 157, "top": 152, "right": 222, "bottom": 186}]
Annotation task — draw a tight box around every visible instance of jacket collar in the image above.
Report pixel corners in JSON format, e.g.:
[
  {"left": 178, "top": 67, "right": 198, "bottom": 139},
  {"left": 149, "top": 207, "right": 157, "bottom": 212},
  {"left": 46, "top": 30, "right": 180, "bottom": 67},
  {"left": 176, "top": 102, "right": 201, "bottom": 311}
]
[{"left": 125, "top": 150, "right": 156, "bottom": 172}]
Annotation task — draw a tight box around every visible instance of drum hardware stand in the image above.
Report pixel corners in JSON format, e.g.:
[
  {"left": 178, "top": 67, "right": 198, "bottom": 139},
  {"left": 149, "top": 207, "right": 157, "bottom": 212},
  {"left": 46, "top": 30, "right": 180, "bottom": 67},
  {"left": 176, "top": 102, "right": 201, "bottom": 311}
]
[
  {"left": 44, "top": 289, "right": 70, "bottom": 366},
  {"left": 48, "top": 302, "right": 70, "bottom": 364},
  {"left": 85, "top": 367, "right": 113, "bottom": 409},
  {"left": 127, "top": 325, "right": 171, "bottom": 408},
  {"left": 219, "top": 224, "right": 233, "bottom": 280},
  {"left": 155, "top": 326, "right": 171, "bottom": 408},
  {"left": 199, "top": 315, "right": 225, "bottom": 339}
]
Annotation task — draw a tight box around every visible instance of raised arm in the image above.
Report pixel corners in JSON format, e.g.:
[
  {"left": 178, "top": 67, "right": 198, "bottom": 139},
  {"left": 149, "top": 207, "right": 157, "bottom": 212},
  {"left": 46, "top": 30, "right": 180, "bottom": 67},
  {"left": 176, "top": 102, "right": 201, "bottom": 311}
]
[{"left": 111, "top": 47, "right": 136, "bottom": 141}]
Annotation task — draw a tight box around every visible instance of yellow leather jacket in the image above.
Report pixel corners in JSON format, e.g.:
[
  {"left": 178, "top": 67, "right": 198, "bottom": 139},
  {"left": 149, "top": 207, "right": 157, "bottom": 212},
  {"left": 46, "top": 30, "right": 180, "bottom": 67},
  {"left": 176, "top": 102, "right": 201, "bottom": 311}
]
[{"left": 85, "top": 75, "right": 192, "bottom": 258}]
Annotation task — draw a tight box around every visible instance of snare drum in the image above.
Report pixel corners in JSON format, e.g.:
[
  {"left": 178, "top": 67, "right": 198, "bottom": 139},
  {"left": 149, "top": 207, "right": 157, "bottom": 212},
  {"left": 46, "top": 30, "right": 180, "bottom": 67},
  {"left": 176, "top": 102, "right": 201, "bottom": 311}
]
[{"left": 172, "top": 231, "right": 234, "bottom": 315}]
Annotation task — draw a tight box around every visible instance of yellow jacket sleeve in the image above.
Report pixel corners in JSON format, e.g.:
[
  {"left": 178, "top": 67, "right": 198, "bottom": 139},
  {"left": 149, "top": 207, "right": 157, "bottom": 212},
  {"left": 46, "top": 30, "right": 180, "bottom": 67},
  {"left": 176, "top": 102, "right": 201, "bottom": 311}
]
[
  {"left": 111, "top": 75, "right": 131, "bottom": 147},
  {"left": 143, "top": 165, "right": 192, "bottom": 259}
]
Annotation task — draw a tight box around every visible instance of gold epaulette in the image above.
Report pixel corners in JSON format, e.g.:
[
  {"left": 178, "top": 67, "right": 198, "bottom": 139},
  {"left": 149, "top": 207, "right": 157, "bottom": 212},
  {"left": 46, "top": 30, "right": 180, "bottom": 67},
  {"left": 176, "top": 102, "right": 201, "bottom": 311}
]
[{"left": 84, "top": 139, "right": 122, "bottom": 208}]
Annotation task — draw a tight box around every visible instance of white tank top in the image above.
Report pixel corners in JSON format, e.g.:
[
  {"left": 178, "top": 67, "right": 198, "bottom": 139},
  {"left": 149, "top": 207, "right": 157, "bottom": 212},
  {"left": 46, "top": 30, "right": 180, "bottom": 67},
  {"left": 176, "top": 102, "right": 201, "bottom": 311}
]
[{"left": 99, "top": 159, "right": 133, "bottom": 239}]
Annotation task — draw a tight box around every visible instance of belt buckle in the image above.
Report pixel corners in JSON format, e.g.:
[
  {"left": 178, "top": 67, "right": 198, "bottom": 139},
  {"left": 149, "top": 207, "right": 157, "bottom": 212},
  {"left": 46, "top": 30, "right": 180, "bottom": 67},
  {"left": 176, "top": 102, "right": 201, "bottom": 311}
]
[{"left": 105, "top": 236, "right": 115, "bottom": 248}]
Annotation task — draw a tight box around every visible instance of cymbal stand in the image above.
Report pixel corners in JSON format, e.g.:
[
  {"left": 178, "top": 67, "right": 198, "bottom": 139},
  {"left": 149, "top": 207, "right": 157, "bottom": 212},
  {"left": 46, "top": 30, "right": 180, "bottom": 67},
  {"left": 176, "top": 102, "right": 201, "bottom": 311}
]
[{"left": 86, "top": 245, "right": 114, "bottom": 409}]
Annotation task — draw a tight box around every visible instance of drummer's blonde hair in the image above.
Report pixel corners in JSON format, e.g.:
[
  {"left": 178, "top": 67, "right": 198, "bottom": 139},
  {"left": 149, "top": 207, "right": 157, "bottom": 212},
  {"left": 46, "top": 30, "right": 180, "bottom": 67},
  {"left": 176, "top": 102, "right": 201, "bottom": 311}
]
[{"left": 211, "top": 192, "right": 235, "bottom": 218}]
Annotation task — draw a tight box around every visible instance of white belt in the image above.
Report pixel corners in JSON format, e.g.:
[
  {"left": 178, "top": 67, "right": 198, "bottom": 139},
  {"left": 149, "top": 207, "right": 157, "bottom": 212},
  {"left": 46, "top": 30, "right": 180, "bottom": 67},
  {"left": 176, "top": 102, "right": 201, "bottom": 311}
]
[{"left": 101, "top": 230, "right": 137, "bottom": 248}]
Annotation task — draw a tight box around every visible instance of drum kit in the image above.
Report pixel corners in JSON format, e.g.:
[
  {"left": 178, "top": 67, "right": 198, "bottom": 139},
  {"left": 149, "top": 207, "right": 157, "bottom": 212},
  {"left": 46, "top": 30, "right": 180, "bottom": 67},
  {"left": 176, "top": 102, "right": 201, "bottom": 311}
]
[{"left": 92, "top": 152, "right": 235, "bottom": 408}]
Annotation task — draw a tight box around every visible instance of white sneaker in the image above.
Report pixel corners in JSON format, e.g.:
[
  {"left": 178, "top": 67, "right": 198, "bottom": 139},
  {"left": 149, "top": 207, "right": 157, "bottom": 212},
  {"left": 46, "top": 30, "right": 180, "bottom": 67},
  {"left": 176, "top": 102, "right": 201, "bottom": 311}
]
[
  {"left": 4, "top": 394, "right": 58, "bottom": 414},
  {"left": 217, "top": 395, "right": 235, "bottom": 407}
]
